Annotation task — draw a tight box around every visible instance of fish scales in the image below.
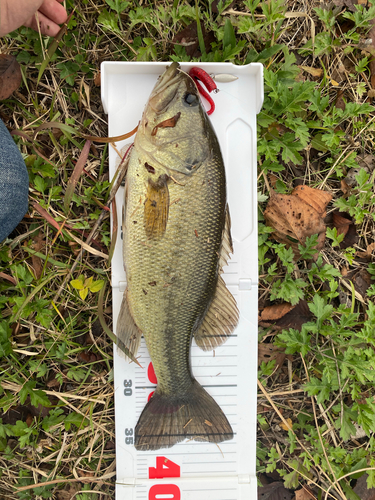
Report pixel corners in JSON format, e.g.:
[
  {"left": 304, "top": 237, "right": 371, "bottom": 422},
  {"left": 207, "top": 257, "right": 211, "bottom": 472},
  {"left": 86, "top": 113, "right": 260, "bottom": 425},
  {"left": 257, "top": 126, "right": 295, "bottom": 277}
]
[{"left": 117, "top": 62, "right": 239, "bottom": 451}]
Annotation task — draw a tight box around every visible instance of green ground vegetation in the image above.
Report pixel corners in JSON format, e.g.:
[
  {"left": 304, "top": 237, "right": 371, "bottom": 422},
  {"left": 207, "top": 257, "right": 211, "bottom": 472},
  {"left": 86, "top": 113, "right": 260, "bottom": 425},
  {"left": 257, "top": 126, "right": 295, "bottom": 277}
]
[{"left": 1, "top": 0, "right": 375, "bottom": 498}]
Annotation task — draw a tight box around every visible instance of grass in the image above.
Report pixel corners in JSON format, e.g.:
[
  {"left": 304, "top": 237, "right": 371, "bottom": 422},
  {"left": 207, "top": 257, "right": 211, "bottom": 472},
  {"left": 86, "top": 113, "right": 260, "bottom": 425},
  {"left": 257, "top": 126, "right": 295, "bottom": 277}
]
[{"left": 1, "top": 0, "right": 375, "bottom": 498}]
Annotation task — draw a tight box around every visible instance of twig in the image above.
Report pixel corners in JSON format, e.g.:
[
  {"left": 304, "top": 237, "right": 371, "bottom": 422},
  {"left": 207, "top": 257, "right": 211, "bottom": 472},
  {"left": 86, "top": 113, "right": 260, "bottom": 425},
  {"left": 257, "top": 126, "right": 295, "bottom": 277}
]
[{"left": 15, "top": 475, "right": 117, "bottom": 493}]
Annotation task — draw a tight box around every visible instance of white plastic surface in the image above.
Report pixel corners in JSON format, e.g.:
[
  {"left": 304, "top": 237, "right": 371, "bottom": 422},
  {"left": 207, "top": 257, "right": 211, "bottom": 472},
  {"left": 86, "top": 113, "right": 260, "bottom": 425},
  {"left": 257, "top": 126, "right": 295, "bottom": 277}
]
[{"left": 101, "top": 61, "right": 263, "bottom": 500}]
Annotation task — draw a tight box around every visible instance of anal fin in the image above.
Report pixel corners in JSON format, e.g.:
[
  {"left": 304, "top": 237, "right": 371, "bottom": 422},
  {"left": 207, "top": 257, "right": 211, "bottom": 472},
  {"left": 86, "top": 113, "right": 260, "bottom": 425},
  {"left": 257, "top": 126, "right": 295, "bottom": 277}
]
[
  {"left": 194, "top": 275, "right": 239, "bottom": 351},
  {"left": 116, "top": 289, "right": 142, "bottom": 360}
]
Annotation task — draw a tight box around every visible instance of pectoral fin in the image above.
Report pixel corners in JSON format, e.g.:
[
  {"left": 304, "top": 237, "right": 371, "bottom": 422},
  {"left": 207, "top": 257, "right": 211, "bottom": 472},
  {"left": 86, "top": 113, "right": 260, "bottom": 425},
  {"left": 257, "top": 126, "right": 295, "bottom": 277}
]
[
  {"left": 144, "top": 174, "right": 169, "bottom": 239},
  {"left": 194, "top": 276, "right": 239, "bottom": 351},
  {"left": 116, "top": 289, "right": 142, "bottom": 360}
]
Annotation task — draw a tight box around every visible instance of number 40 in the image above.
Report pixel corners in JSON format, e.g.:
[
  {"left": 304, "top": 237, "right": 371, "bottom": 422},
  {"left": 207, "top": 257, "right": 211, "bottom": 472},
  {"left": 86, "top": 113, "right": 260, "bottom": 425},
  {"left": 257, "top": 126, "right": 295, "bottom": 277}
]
[{"left": 148, "top": 456, "right": 181, "bottom": 500}]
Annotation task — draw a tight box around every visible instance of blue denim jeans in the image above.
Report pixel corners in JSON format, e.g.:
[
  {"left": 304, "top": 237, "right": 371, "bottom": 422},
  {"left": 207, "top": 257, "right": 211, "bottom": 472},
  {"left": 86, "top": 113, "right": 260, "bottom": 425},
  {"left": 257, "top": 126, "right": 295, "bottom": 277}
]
[{"left": 0, "top": 119, "right": 29, "bottom": 242}]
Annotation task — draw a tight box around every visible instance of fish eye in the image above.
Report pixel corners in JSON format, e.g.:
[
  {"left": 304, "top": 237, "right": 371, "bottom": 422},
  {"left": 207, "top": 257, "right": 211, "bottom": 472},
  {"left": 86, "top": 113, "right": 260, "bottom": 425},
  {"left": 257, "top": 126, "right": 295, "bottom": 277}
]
[{"left": 184, "top": 93, "right": 199, "bottom": 106}]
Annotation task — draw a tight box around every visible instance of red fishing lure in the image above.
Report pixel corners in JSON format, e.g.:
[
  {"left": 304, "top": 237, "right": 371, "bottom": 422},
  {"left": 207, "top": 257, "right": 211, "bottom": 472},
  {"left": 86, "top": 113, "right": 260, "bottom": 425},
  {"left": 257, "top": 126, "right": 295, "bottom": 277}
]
[{"left": 189, "top": 67, "right": 218, "bottom": 115}]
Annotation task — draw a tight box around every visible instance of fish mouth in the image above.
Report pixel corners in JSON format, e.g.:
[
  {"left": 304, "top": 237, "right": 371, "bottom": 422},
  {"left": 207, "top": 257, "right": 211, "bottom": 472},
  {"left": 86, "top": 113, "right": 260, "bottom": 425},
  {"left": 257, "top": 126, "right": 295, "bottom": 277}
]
[
  {"left": 152, "top": 62, "right": 181, "bottom": 94},
  {"left": 148, "top": 62, "right": 185, "bottom": 112}
]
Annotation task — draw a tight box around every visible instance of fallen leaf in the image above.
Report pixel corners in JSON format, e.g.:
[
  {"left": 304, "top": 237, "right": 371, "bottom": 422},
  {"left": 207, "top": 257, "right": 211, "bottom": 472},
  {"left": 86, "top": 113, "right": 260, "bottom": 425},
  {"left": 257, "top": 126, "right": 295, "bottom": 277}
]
[
  {"left": 0, "top": 272, "right": 17, "bottom": 285},
  {"left": 343, "top": 268, "right": 372, "bottom": 299},
  {"left": 268, "top": 174, "right": 278, "bottom": 188},
  {"left": 353, "top": 269, "right": 372, "bottom": 298},
  {"left": 26, "top": 413, "right": 33, "bottom": 427},
  {"left": 172, "top": 22, "right": 216, "bottom": 58},
  {"left": 299, "top": 66, "right": 323, "bottom": 78},
  {"left": 264, "top": 186, "right": 332, "bottom": 259},
  {"left": 258, "top": 344, "right": 286, "bottom": 369},
  {"left": 295, "top": 485, "right": 317, "bottom": 500},
  {"left": 351, "top": 422, "right": 367, "bottom": 440},
  {"left": 357, "top": 242, "right": 375, "bottom": 259},
  {"left": 332, "top": 211, "right": 352, "bottom": 238},
  {"left": 292, "top": 185, "right": 332, "bottom": 217},
  {"left": 259, "top": 301, "right": 312, "bottom": 331},
  {"left": 64, "top": 140, "right": 91, "bottom": 212},
  {"left": 353, "top": 474, "right": 375, "bottom": 500},
  {"left": 46, "top": 374, "right": 61, "bottom": 388},
  {"left": 105, "top": 440, "right": 116, "bottom": 450},
  {"left": 341, "top": 265, "right": 349, "bottom": 276},
  {"left": 55, "top": 485, "right": 80, "bottom": 500},
  {"left": 332, "top": 0, "right": 359, "bottom": 11},
  {"left": 280, "top": 418, "right": 293, "bottom": 431},
  {"left": 344, "top": 166, "right": 368, "bottom": 187},
  {"left": 0, "top": 54, "right": 22, "bottom": 100},
  {"left": 258, "top": 481, "right": 292, "bottom": 500},
  {"left": 358, "top": 153, "right": 374, "bottom": 170},
  {"left": 1, "top": 406, "right": 30, "bottom": 426},
  {"left": 77, "top": 351, "right": 99, "bottom": 363},
  {"left": 335, "top": 89, "right": 346, "bottom": 111},
  {"left": 260, "top": 303, "right": 293, "bottom": 321},
  {"left": 339, "top": 287, "right": 352, "bottom": 308},
  {"left": 331, "top": 211, "right": 358, "bottom": 249},
  {"left": 340, "top": 179, "right": 350, "bottom": 195}
]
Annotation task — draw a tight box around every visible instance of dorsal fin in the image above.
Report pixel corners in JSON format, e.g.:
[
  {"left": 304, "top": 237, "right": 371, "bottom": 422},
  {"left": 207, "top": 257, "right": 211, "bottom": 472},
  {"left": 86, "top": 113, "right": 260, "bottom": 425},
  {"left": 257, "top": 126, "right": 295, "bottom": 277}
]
[{"left": 219, "top": 205, "right": 233, "bottom": 271}]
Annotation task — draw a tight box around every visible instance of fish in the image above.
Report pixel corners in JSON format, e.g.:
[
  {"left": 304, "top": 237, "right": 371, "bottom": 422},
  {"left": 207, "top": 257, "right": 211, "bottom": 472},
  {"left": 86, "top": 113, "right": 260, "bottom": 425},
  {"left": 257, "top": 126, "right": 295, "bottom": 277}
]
[{"left": 117, "top": 62, "right": 239, "bottom": 451}]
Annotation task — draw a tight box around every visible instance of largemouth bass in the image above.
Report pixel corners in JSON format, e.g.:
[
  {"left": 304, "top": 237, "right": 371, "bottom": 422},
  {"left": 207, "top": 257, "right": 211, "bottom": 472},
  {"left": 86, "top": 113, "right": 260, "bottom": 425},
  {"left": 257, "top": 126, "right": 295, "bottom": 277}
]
[{"left": 117, "top": 62, "right": 239, "bottom": 451}]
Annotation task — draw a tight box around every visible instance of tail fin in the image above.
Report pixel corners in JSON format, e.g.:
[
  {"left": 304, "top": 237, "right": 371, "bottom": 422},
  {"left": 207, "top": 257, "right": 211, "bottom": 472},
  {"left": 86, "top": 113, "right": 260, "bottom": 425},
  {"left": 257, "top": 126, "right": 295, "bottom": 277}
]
[{"left": 135, "top": 380, "right": 233, "bottom": 451}]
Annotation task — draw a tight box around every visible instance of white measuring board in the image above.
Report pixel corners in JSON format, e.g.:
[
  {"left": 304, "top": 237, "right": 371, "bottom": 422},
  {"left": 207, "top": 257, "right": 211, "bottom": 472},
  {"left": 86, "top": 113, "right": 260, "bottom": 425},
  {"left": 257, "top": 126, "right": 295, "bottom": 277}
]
[{"left": 101, "top": 61, "right": 263, "bottom": 500}]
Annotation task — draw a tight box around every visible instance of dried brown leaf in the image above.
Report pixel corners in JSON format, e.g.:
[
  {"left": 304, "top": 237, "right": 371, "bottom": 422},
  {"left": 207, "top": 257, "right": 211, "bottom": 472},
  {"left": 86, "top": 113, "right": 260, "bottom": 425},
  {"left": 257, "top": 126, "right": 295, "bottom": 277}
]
[
  {"left": 264, "top": 188, "right": 329, "bottom": 257},
  {"left": 258, "top": 344, "right": 286, "bottom": 369},
  {"left": 344, "top": 167, "right": 367, "bottom": 187},
  {"left": 172, "top": 22, "right": 215, "bottom": 58},
  {"left": 340, "top": 179, "right": 350, "bottom": 195},
  {"left": 0, "top": 272, "right": 16, "bottom": 285},
  {"left": 332, "top": 0, "right": 359, "bottom": 11},
  {"left": 335, "top": 89, "right": 346, "bottom": 111},
  {"left": 260, "top": 303, "right": 294, "bottom": 322},
  {"left": 94, "top": 72, "right": 101, "bottom": 86},
  {"left": 0, "top": 54, "right": 22, "bottom": 100},
  {"left": 291, "top": 185, "right": 332, "bottom": 217},
  {"left": 341, "top": 221, "right": 358, "bottom": 249},
  {"left": 46, "top": 374, "right": 61, "bottom": 388},
  {"left": 64, "top": 140, "right": 91, "bottom": 212},
  {"left": 257, "top": 481, "right": 292, "bottom": 500},
  {"left": 332, "top": 211, "right": 352, "bottom": 237},
  {"left": 272, "top": 300, "right": 312, "bottom": 331},
  {"left": 299, "top": 66, "right": 323, "bottom": 78},
  {"left": 353, "top": 269, "right": 372, "bottom": 298},
  {"left": 295, "top": 486, "right": 317, "bottom": 500},
  {"left": 259, "top": 301, "right": 312, "bottom": 331},
  {"left": 332, "top": 211, "right": 358, "bottom": 249},
  {"left": 357, "top": 242, "right": 375, "bottom": 259},
  {"left": 353, "top": 474, "right": 375, "bottom": 500},
  {"left": 280, "top": 417, "right": 292, "bottom": 431}
]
